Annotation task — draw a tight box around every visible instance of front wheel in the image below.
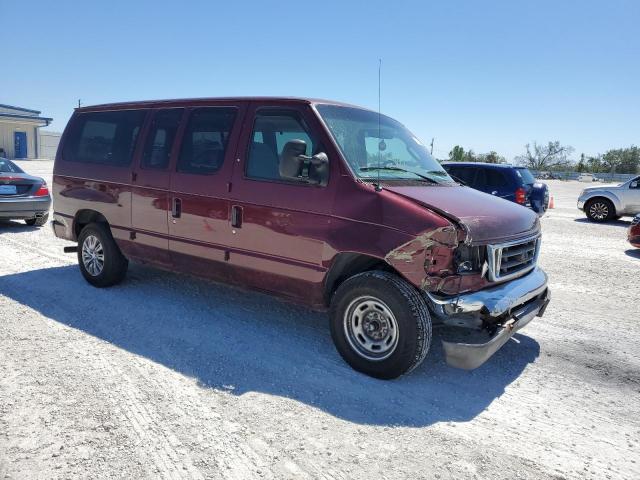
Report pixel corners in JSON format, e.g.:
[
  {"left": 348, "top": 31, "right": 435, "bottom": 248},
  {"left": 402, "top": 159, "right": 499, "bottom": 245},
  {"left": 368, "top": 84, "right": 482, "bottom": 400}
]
[
  {"left": 77, "top": 223, "right": 128, "bottom": 287},
  {"left": 585, "top": 198, "right": 615, "bottom": 222},
  {"left": 329, "top": 271, "right": 432, "bottom": 379}
]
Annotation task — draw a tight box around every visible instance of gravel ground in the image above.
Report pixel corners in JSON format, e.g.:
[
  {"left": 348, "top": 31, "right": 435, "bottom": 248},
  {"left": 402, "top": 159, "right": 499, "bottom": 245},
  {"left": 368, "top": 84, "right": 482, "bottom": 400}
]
[{"left": 1, "top": 161, "right": 639, "bottom": 480}]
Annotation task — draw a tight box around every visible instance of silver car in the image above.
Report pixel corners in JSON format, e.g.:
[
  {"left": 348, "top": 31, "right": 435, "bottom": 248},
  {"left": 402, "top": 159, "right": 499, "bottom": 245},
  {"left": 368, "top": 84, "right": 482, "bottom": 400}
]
[
  {"left": 577, "top": 175, "right": 640, "bottom": 222},
  {"left": 0, "top": 157, "right": 51, "bottom": 226}
]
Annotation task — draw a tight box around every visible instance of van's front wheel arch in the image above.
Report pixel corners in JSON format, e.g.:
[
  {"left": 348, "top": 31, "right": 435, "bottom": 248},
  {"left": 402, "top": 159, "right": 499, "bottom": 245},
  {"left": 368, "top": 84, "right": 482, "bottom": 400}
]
[
  {"left": 77, "top": 222, "right": 128, "bottom": 287},
  {"left": 329, "top": 270, "right": 431, "bottom": 379}
]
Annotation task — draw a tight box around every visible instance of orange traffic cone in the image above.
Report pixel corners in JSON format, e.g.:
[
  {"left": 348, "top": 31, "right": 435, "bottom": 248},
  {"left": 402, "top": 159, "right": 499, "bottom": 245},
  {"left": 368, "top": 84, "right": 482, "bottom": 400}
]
[{"left": 548, "top": 196, "right": 555, "bottom": 209}]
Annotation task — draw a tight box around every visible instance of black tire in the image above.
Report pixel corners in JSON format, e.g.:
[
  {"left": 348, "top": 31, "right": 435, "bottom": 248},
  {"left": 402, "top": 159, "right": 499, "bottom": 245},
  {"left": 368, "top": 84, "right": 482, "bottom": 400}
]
[
  {"left": 25, "top": 213, "right": 49, "bottom": 227},
  {"left": 585, "top": 198, "right": 615, "bottom": 222},
  {"left": 329, "top": 270, "right": 432, "bottom": 379},
  {"left": 77, "top": 222, "right": 128, "bottom": 287}
]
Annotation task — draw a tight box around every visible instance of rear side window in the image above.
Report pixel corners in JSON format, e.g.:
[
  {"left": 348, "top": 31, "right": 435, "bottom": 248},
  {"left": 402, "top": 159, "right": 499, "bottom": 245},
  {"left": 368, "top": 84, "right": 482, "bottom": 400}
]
[
  {"left": 64, "top": 110, "right": 146, "bottom": 166},
  {"left": 176, "top": 107, "right": 237, "bottom": 175},
  {"left": 484, "top": 169, "right": 510, "bottom": 189},
  {"left": 141, "top": 109, "right": 183, "bottom": 169},
  {"left": 448, "top": 166, "right": 477, "bottom": 186}
]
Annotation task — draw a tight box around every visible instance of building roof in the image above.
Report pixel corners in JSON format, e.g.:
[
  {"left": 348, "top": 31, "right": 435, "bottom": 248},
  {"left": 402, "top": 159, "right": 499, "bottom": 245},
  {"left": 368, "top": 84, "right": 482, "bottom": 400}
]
[
  {"left": 0, "top": 103, "right": 41, "bottom": 114},
  {"left": 0, "top": 103, "right": 52, "bottom": 125},
  {"left": 0, "top": 112, "right": 52, "bottom": 124}
]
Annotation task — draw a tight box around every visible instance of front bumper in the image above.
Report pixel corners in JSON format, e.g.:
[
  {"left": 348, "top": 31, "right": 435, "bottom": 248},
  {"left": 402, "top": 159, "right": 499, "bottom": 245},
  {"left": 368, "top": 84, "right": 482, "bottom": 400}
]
[
  {"left": 577, "top": 198, "right": 586, "bottom": 210},
  {"left": 0, "top": 196, "right": 51, "bottom": 219},
  {"left": 424, "top": 267, "right": 550, "bottom": 369}
]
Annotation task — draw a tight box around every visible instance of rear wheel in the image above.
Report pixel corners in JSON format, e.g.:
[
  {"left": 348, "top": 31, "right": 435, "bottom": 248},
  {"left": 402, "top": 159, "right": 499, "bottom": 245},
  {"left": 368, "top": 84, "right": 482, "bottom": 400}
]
[
  {"left": 25, "top": 213, "right": 49, "bottom": 227},
  {"left": 329, "top": 271, "right": 431, "bottom": 379},
  {"left": 585, "top": 198, "right": 615, "bottom": 222},
  {"left": 77, "top": 223, "right": 128, "bottom": 287}
]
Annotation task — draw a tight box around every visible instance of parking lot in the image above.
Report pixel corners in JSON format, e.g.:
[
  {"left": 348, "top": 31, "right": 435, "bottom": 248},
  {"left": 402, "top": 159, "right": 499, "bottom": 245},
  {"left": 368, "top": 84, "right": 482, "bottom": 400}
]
[{"left": 1, "top": 162, "right": 639, "bottom": 480}]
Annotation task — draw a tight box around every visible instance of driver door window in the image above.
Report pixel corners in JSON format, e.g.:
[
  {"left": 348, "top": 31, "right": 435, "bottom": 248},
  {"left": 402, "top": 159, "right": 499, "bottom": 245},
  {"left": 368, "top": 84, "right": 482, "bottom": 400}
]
[{"left": 246, "top": 110, "right": 316, "bottom": 182}]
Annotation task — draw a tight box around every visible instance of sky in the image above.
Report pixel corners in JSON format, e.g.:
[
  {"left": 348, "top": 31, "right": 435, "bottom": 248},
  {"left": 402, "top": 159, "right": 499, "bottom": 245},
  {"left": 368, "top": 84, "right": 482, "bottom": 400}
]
[{"left": 1, "top": 0, "right": 638, "bottom": 160}]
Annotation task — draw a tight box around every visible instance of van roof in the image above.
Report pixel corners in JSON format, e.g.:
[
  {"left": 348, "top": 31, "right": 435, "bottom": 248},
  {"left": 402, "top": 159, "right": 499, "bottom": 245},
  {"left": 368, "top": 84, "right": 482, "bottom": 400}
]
[{"left": 76, "top": 97, "right": 369, "bottom": 112}]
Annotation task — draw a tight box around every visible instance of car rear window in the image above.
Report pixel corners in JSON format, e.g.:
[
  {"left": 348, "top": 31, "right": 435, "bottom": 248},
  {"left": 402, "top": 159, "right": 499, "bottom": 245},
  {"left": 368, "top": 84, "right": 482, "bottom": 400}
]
[
  {"left": 63, "top": 110, "right": 147, "bottom": 166},
  {"left": 515, "top": 167, "right": 536, "bottom": 185},
  {"left": 0, "top": 159, "right": 23, "bottom": 173}
]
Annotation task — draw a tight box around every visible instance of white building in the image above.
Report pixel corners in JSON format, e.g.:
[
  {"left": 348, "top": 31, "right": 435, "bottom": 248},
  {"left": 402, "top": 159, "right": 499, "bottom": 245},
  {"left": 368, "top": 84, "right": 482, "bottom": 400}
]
[{"left": 0, "top": 103, "right": 60, "bottom": 160}]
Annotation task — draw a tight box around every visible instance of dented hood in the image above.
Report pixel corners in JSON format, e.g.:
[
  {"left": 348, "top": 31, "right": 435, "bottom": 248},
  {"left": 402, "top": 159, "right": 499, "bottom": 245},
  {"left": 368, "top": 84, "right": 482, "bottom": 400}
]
[{"left": 385, "top": 185, "right": 539, "bottom": 244}]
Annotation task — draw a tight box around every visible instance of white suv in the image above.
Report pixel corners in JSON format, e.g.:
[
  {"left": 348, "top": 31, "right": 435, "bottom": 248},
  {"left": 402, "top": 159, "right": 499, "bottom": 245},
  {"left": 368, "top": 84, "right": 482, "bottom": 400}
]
[{"left": 577, "top": 175, "right": 640, "bottom": 222}]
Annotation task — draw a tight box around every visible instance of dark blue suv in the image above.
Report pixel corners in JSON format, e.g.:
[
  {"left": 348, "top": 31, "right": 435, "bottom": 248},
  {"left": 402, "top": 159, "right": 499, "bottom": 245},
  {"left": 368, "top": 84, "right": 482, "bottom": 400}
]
[{"left": 442, "top": 162, "right": 549, "bottom": 215}]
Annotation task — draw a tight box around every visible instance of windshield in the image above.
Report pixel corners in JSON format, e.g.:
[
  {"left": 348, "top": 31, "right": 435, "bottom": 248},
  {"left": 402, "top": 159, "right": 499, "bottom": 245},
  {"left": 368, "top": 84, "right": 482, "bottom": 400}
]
[
  {"left": 0, "top": 158, "right": 23, "bottom": 174},
  {"left": 316, "top": 105, "right": 454, "bottom": 184},
  {"left": 515, "top": 167, "right": 536, "bottom": 185}
]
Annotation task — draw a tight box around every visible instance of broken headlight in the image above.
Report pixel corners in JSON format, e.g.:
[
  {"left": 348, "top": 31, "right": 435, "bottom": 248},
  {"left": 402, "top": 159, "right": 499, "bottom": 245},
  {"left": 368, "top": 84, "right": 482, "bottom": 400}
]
[{"left": 454, "top": 245, "right": 486, "bottom": 274}]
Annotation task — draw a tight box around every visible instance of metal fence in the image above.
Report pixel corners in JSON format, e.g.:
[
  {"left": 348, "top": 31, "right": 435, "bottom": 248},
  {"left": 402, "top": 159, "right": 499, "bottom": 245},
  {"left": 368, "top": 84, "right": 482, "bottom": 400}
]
[{"left": 531, "top": 171, "right": 636, "bottom": 182}]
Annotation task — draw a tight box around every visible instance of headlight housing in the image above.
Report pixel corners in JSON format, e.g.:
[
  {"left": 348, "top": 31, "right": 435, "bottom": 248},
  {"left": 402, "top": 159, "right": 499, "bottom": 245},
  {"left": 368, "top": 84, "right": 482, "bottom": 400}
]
[{"left": 453, "top": 245, "right": 486, "bottom": 274}]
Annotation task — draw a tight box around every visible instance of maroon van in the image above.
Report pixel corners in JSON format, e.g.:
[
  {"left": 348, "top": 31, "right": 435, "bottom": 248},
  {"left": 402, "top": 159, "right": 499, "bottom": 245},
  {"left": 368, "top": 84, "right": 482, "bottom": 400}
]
[{"left": 52, "top": 97, "right": 550, "bottom": 379}]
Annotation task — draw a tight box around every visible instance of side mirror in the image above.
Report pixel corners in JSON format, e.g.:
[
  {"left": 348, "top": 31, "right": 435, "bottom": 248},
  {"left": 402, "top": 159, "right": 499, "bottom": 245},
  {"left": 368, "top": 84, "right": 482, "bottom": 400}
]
[
  {"left": 280, "top": 140, "right": 329, "bottom": 186},
  {"left": 631, "top": 181, "right": 638, "bottom": 189}
]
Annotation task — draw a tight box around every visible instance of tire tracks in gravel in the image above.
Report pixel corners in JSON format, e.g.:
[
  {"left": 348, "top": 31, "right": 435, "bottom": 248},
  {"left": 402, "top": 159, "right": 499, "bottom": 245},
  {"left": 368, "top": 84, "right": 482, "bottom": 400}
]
[
  {"left": 127, "top": 359, "right": 334, "bottom": 480},
  {"left": 67, "top": 341, "right": 204, "bottom": 480}
]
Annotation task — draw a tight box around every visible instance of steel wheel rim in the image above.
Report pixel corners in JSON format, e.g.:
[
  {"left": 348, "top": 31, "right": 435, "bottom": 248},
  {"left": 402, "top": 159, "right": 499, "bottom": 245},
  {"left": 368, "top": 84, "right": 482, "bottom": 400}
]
[
  {"left": 589, "top": 202, "right": 608, "bottom": 220},
  {"left": 81, "top": 235, "right": 105, "bottom": 276},
  {"left": 344, "top": 296, "right": 399, "bottom": 361}
]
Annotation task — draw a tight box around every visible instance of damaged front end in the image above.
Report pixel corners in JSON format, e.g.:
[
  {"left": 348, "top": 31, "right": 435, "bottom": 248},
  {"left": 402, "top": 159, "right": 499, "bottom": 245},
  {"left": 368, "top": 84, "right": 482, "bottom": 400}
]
[
  {"left": 425, "top": 267, "right": 550, "bottom": 369},
  {"left": 385, "top": 223, "right": 550, "bottom": 370}
]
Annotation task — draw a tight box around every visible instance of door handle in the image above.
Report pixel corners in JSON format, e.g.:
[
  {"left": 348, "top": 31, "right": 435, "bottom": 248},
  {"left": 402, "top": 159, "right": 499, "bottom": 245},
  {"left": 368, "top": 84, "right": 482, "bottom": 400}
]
[
  {"left": 231, "top": 205, "right": 243, "bottom": 228},
  {"left": 172, "top": 198, "right": 182, "bottom": 218}
]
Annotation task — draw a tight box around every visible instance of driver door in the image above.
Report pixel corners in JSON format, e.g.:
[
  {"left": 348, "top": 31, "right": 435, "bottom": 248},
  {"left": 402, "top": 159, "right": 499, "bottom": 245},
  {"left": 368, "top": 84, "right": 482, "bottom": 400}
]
[
  {"left": 225, "top": 102, "right": 338, "bottom": 304},
  {"left": 625, "top": 176, "right": 640, "bottom": 213}
]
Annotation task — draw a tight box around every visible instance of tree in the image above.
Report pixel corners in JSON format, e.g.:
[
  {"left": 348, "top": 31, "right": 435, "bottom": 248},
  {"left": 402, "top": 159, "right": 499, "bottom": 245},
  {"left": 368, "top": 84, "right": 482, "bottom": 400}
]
[
  {"left": 601, "top": 146, "right": 640, "bottom": 174},
  {"left": 463, "top": 149, "right": 477, "bottom": 162},
  {"left": 586, "top": 154, "right": 605, "bottom": 173},
  {"left": 449, "top": 145, "right": 465, "bottom": 162},
  {"left": 515, "top": 141, "right": 574, "bottom": 170},
  {"left": 448, "top": 146, "right": 506, "bottom": 163},
  {"left": 478, "top": 151, "right": 506, "bottom": 164}
]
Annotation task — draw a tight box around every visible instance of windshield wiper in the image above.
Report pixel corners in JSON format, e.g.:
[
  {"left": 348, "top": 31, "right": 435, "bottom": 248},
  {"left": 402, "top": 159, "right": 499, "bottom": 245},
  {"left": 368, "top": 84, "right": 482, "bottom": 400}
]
[
  {"left": 360, "top": 166, "right": 439, "bottom": 184},
  {"left": 443, "top": 172, "right": 467, "bottom": 186}
]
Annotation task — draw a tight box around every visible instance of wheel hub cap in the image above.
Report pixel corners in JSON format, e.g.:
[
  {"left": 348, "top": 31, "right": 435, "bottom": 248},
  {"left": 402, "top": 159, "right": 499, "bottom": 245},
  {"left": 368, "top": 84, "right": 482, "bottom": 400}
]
[
  {"left": 344, "top": 296, "right": 399, "bottom": 361},
  {"left": 590, "top": 202, "right": 608, "bottom": 219},
  {"left": 81, "top": 235, "right": 105, "bottom": 276}
]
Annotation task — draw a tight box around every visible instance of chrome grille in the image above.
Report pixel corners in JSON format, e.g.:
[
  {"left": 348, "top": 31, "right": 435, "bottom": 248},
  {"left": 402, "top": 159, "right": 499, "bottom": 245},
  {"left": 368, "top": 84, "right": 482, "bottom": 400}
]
[{"left": 487, "top": 235, "right": 540, "bottom": 282}]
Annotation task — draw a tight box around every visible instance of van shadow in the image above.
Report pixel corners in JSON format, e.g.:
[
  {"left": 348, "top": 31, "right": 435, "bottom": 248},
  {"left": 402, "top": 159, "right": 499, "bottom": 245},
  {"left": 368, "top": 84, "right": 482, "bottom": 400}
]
[
  {"left": 573, "top": 217, "right": 631, "bottom": 228},
  {"left": 0, "top": 264, "right": 540, "bottom": 427}
]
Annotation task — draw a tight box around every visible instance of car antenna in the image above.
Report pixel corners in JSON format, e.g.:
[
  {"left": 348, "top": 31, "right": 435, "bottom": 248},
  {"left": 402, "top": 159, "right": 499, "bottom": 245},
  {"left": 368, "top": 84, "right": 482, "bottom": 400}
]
[{"left": 375, "top": 58, "right": 383, "bottom": 192}]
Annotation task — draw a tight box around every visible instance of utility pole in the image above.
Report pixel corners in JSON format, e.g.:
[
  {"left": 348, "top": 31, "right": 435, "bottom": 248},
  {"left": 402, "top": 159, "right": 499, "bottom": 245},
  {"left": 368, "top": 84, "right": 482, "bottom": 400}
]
[{"left": 430, "top": 138, "right": 434, "bottom": 155}]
